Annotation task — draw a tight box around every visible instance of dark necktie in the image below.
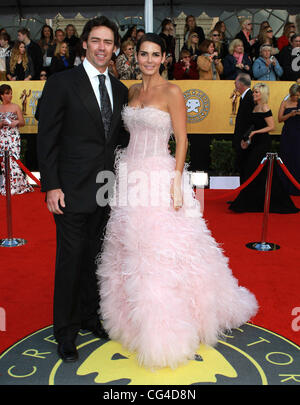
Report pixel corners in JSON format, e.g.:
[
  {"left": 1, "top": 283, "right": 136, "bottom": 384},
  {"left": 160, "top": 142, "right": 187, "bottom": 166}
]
[{"left": 98, "top": 74, "right": 112, "bottom": 137}]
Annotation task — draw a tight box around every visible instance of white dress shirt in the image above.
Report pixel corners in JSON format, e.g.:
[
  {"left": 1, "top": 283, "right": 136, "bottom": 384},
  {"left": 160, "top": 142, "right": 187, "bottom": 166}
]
[
  {"left": 83, "top": 57, "right": 113, "bottom": 111},
  {"left": 241, "top": 87, "right": 250, "bottom": 100}
]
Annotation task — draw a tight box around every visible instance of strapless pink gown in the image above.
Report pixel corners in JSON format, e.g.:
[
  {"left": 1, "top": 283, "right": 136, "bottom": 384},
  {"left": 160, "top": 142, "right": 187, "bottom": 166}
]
[{"left": 96, "top": 106, "right": 258, "bottom": 369}]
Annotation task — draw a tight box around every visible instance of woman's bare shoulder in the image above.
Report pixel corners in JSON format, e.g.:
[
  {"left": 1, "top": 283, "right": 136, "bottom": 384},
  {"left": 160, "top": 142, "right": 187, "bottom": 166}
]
[
  {"left": 262, "top": 103, "right": 271, "bottom": 112},
  {"left": 165, "top": 81, "right": 183, "bottom": 97}
]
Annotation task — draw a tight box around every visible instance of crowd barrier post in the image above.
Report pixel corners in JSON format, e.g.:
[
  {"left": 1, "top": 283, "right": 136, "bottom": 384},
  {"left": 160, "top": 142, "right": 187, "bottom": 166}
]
[
  {"left": 0, "top": 150, "right": 27, "bottom": 248},
  {"left": 246, "top": 152, "right": 280, "bottom": 252}
]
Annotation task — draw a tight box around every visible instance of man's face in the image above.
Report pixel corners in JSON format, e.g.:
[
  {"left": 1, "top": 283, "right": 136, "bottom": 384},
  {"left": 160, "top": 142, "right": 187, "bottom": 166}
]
[
  {"left": 83, "top": 26, "right": 116, "bottom": 73},
  {"left": 17, "top": 32, "right": 26, "bottom": 42},
  {"left": 291, "top": 36, "right": 300, "bottom": 48},
  {"left": 235, "top": 78, "right": 242, "bottom": 93},
  {"left": 55, "top": 31, "right": 65, "bottom": 43}
]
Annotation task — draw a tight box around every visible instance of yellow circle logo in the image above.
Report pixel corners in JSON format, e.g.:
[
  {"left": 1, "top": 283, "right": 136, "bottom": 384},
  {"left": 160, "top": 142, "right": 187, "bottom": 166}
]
[
  {"left": 0, "top": 323, "right": 299, "bottom": 385},
  {"left": 183, "top": 89, "right": 210, "bottom": 123}
]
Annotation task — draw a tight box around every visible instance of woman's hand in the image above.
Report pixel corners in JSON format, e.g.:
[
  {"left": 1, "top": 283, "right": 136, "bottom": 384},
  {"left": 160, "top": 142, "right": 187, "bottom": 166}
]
[
  {"left": 289, "top": 109, "right": 298, "bottom": 117},
  {"left": 10, "top": 120, "right": 19, "bottom": 128},
  {"left": 170, "top": 174, "right": 183, "bottom": 211}
]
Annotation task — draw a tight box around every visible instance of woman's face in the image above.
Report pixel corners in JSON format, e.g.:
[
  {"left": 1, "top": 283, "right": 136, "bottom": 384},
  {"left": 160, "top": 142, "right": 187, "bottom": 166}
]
[
  {"left": 290, "top": 92, "right": 300, "bottom": 102},
  {"left": 220, "top": 22, "right": 226, "bottom": 32},
  {"left": 211, "top": 31, "right": 221, "bottom": 42},
  {"left": 43, "top": 27, "right": 51, "bottom": 38},
  {"left": 253, "top": 88, "right": 262, "bottom": 103},
  {"left": 244, "top": 20, "right": 253, "bottom": 32},
  {"left": 187, "top": 17, "right": 196, "bottom": 29},
  {"left": 137, "top": 41, "right": 165, "bottom": 76},
  {"left": 207, "top": 43, "right": 215, "bottom": 54},
  {"left": 190, "top": 33, "right": 199, "bottom": 44},
  {"left": 19, "top": 43, "right": 25, "bottom": 54},
  {"left": 266, "top": 27, "right": 273, "bottom": 38},
  {"left": 131, "top": 27, "right": 137, "bottom": 39},
  {"left": 1, "top": 90, "right": 12, "bottom": 103},
  {"left": 287, "top": 24, "right": 296, "bottom": 35},
  {"left": 124, "top": 44, "right": 134, "bottom": 59},
  {"left": 60, "top": 43, "right": 68, "bottom": 55},
  {"left": 66, "top": 25, "right": 75, "bottom": 37},
  {"left": 235, "top": 43, "right": 244, "bottom": 53},
  {"left": 261, "top": 48, "right": 271, "bottom": 59}
]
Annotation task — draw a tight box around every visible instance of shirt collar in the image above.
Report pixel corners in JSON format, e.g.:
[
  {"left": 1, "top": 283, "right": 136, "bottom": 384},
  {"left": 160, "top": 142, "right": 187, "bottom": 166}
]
[
  {"left": 241, "top": 87, "right": 250, "bottom": 99},
  {"left": 83, "top": 57, "right": 109, "bottom": 80}
]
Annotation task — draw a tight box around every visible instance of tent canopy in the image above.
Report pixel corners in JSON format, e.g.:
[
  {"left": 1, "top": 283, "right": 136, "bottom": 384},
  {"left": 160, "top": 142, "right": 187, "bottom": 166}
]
[{"left": 1, "top": 1, "right": 300, "bottom": 17}]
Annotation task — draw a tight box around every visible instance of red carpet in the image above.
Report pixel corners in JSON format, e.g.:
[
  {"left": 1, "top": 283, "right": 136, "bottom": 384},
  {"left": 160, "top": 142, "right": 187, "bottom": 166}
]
[{"left": 0, "top": 188, "right": 299, "bottom": 354}]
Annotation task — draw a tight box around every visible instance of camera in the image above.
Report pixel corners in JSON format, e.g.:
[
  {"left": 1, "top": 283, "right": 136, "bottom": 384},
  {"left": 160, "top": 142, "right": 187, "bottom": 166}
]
[{"left": 212, "top": 55, "right": 218, "bottom": 60}]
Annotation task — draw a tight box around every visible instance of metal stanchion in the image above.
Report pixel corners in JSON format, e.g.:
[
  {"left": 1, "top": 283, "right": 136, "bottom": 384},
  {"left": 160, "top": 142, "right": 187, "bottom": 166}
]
[
  {"left": 246, "top": 152, "right": 280, "bottom": 251},
  {"left": 0, "top": 150, "right": 27, "bottom": 247}
]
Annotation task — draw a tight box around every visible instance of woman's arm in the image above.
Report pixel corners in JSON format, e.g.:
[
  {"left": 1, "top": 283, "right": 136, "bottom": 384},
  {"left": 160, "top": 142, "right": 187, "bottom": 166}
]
[
  {"left": 11, "top": 104, "right": 25, "bottom": 128},
  {"left": 197, "top": 55, "right": 211, "bottom": 72},
  {"left": 25, "top": 56, "right": 34, "bottom": 80},
  {"left": 167, "top": 84, "right": 188, "bottom": 174},
  {"left": 253, "top": 59, "right": 268, "bottom": 79},
  {"left": 278, "top": 100, "right": 298, "bottom": 122},
  {"left": 249, "top": 115, "right": 275, "bottom": 139},
  {"left": 167, "top": 84, "right": 188, "bottom": 210}
]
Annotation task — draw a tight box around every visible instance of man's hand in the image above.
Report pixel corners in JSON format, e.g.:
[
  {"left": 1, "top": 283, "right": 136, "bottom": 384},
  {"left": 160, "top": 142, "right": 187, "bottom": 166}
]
[{"left": 46, "top": 189, "right": 65, "bottom": 214}]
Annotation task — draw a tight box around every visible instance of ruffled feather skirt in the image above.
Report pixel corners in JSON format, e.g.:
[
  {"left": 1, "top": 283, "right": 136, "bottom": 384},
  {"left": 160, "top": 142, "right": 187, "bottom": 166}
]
[{"left": 96, "top": 151, "right": 258, "bottom": 369}]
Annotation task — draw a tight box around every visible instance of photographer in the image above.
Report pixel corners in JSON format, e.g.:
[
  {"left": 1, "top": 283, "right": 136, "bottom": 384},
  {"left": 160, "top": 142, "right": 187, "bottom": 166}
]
[
  {"left": 253, "top": 44, "right": 283, "bottom": 81},
  {"left": 174, "top": 49, "right": 199, "bottom": 80},
  {"left": 223, "top": 39, "right": 252, "bottom": 80},
  {"left": 197, "top": 39, "right": 223, "bottom": 80}
]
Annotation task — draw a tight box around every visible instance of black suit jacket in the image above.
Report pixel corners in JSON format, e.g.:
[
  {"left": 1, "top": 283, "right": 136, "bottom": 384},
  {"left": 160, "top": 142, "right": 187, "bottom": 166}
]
[
  {"left": 37, "top": 63, "right": 129, "bottom": 213},
  {"left": 233, "top": 88, "right": 255, "bottom": 150}
]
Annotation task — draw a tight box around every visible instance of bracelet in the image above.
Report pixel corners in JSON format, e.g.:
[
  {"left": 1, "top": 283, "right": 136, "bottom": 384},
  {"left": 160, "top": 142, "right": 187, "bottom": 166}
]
[{"left": 246, "top": 139, "right": 251, "bottom": 145}]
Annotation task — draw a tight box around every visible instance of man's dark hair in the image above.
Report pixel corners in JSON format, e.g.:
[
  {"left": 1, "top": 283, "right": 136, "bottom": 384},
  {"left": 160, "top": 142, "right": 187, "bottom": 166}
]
[
  {"left": 290, "top": 33, "right": 300, "bottom": 43},
  {"left": 136, "top": 32, "right": 166, "bottom": 55},
  {"left": 17, "top": 27, "right": 30, "bottom": 38},
  {"left": 81, "top": 16, "right": 120, "bottom": 46},
  {"left": 0, "top": 32, "right": 10, "bottom": 42}
]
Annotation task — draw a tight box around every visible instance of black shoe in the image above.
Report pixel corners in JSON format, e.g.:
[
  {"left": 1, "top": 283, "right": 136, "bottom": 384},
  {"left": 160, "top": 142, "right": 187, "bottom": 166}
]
[
  {"left": 57, "top": 341, "right": 78, "bottom": 362},
  {"left": 90, "top": 323, "right": 109, "bottom": 340},
  {"left": 82, "top": 319, "right": 109, "bottom": 340}
]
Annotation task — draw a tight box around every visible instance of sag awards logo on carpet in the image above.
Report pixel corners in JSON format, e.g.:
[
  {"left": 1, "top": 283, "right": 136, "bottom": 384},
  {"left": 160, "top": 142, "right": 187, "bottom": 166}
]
[
  {"left": 183, "top": 89, "right": 210, "bottom": 123},
  {"left": 0, "top": 323, "right": 299, "bottom": 385}
]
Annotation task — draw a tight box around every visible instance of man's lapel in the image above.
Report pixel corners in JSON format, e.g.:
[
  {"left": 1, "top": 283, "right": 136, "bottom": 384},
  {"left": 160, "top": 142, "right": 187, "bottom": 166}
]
[{"left": 72, "top": 64, "right": 105, "bottom": 135}]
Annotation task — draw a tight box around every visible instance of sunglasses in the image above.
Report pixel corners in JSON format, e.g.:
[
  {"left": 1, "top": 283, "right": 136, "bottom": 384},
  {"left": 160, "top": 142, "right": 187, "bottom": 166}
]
[
  {"left": 40, "top": 74, "right": 47, "bottom": 77},
  {"left": 212, "top": 34, "right": 220, "bottom": 36},
  {"left": 191, "top": 35, "right": 198, "bottom": 38},
  {"left": 267, "top": 30, "right": 273, "bottom": 33}
]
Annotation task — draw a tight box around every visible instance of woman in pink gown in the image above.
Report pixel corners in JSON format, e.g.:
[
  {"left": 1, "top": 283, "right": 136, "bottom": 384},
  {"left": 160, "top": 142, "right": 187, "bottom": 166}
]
[{"left": 96, "top": 33, "right": 258, "bottom": 369}]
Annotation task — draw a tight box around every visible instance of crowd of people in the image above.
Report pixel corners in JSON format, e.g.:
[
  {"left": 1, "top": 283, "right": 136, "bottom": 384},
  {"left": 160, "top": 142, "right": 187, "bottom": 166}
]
[{"left": 0, "top": 16, "right": 300, "bottom": 82}]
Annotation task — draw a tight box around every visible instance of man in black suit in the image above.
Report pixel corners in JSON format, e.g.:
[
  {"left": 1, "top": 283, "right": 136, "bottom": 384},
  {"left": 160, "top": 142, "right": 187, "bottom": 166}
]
[
  {"left": 37, "top": 17, "right": 129, "bottom": 362},
  {"left": 233, "top": 73, "right": 255, "bottom": 183}
]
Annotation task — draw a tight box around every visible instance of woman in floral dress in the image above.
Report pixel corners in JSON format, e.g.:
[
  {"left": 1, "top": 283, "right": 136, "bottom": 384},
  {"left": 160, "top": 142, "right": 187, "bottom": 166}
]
[{"left": 0, "top": 84, "right": 33, "bottom": 195}]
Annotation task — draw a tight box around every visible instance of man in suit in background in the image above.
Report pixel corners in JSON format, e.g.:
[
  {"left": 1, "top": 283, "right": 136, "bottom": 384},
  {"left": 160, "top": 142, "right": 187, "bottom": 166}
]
[
  {"left": 233, "top": 73, "right": 254, "bottom": 183},
  {"left": 37, "top": 17, "right": 129, "bottom": 362}
]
